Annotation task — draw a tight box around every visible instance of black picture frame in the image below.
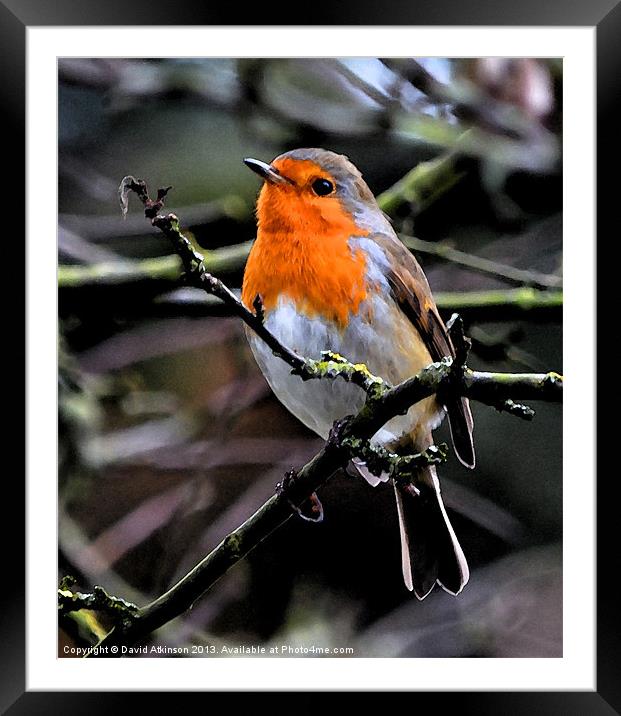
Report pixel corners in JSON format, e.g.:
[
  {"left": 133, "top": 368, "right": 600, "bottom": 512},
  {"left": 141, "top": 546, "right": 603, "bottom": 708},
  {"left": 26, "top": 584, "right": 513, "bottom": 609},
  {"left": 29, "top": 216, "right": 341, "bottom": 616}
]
[{"left": 6, "top": 0, "right": 612, "bottom": 712}]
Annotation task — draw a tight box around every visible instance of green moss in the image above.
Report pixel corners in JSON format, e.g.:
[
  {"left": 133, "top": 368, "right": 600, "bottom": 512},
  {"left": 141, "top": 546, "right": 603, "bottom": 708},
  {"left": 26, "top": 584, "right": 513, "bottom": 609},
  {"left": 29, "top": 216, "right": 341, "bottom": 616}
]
[
  {"left": 300, "top": 351, "right": 388, "bottom": 399},
  {"left": 223, "top": 533, "right": 242, "bottom": 558},
  {"left": 58, "top": 579, "right": 139, "bottom": 629},
  {"left": 341, "top": 435, "right": 448, "bottom": 482}
]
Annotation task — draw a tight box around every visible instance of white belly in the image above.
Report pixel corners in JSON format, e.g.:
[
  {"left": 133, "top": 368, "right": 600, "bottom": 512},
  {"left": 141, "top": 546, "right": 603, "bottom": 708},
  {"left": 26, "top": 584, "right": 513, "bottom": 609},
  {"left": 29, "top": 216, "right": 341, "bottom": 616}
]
[{"left": 246, "top": 293, "right": 443, "bottom": 447}]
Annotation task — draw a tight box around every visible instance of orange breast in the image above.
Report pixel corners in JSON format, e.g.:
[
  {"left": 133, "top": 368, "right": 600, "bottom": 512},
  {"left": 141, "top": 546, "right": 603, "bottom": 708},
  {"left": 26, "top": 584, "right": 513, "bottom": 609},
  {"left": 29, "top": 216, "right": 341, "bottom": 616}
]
[{"left": 242, "top": 176, "right": 370, "bottom": 328}]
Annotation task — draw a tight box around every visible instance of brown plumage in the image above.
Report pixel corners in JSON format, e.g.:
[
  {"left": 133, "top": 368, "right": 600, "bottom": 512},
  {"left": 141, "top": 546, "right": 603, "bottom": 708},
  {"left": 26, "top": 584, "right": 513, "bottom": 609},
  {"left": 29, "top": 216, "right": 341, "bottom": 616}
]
[{"left": 376, "top": 232, "right": 475, "bottom": 469}]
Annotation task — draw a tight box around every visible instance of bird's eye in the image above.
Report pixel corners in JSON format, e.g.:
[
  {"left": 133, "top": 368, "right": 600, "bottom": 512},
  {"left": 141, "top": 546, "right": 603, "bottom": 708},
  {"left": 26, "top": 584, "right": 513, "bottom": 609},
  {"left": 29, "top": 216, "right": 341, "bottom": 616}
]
[{"left": 311, "top": 178, "right": 334, "bottom": 197}]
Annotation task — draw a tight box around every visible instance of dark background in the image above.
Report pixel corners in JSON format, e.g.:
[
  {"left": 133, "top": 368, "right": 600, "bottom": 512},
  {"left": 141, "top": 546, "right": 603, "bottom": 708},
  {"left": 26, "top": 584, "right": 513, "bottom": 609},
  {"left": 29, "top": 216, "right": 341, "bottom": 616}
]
[{"left": 58, "top": 57, "right": 562, "bottom": 658}]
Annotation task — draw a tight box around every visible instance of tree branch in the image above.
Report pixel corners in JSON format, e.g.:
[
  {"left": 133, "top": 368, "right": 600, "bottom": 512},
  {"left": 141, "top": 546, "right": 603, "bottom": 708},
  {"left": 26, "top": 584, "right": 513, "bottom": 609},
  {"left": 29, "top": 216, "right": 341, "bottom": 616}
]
[
  {"left": 82, "top": 356, "right": 561, "bottom": 654},
  {"left": 434, "top": 287, "right": 562, "bottom": 322},
  {"left": 58, "top": 576, "right": 139, "bottom": 625},
  {"left": 381, "top": 58, "right": 544, "bottom": 142},
  {"left": 58, "top": 241, "right": 253, "bottom": 288},
  {"left": 400, "top": 235, "right": 562, "bottom": 291},
  {"left": 143, "top": 286, "right": 559, "bottom": 324},
  {"left": 376, "top": 143, "right": 469, "bottom": 216},
  {"left": 59, "top": 176, "right": 563, "bottom": 656}
]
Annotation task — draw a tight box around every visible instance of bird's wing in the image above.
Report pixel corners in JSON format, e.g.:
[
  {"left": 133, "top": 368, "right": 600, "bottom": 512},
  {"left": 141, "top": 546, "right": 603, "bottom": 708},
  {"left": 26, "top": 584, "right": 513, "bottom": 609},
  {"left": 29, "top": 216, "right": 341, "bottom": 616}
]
[{"left": 372, "top": 231, "right": 475, "bottom": 468}]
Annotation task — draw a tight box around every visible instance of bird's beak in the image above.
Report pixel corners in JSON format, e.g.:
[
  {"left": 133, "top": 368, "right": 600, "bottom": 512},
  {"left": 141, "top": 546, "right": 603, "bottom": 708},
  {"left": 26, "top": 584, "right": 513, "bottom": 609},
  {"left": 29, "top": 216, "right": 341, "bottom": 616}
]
[{"left": 243, "top": 158, "right": 291, "bottom": 185}]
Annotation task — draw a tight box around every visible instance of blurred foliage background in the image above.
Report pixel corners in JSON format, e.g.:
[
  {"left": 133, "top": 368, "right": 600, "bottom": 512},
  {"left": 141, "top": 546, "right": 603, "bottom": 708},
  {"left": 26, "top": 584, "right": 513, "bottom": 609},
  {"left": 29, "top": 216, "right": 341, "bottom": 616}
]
[{"left": 58, "top": 58, "right": 562, "bottom": 658}]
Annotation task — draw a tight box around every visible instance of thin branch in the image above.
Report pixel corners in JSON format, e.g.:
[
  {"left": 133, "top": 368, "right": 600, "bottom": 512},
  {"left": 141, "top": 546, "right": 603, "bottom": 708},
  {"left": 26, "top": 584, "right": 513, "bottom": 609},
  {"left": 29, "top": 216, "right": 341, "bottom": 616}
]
[
  {"left": 140, "top": 286, "right": 560, "bottom": 324},
  {"left": 58, "top": 241, "right": 253, "bottom": 288},
  {"left": 434, "top": 287, "right": 562, "bottom": 322},
  {"left": 400, "top": 235, "right": 562, "bottom": 291},
  {"left": 60, "top": 176, "right": 563, "bottom": 655},
  {"left": 463, "top": 368, "right": 562, "bottom": 404},
  {"left": 381, "top": 58, "right": 542, "bottom": 141},
  {"left": 58, "top": 576, "right": 139, "bottom": 626},
  {"left": 328, "top": 59, "right": 395, "bottom": 109},
  {"left": 398, "top": 119, "right": 558, "bottom": 176},
  {"left": 376, "top": 142, "right": 470, "bottom": 216},
  {"left": 494, "top": 400, "right": 536, "bottom": 420}
]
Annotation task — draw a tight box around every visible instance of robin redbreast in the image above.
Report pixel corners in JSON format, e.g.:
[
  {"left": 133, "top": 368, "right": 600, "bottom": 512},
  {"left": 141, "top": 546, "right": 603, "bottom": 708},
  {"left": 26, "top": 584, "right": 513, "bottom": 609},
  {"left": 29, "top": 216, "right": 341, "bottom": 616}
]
[{"left": 241, "top": 148, "right": 475, "bottom": 599}]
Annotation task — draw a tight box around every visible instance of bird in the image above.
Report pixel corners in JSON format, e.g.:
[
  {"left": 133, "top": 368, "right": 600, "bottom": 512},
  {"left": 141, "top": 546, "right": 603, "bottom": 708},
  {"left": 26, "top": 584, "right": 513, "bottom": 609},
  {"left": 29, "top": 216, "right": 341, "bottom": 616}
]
[{"left": 241, "top": 148, "right": 475, "bottom": 599}]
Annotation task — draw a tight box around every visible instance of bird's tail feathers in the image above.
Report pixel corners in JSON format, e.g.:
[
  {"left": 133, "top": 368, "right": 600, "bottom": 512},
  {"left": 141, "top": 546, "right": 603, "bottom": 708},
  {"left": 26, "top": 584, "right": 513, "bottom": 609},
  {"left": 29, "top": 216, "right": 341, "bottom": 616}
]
[{"left": 394, "top": 464, "right": 469, "bottom": 599}]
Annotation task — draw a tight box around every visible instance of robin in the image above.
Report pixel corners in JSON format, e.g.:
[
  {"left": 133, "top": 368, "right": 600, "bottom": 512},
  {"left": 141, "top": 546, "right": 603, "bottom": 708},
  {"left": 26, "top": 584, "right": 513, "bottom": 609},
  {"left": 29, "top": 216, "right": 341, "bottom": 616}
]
[{"left": 241, "top": 148, "right": 475, "bottom": 599}]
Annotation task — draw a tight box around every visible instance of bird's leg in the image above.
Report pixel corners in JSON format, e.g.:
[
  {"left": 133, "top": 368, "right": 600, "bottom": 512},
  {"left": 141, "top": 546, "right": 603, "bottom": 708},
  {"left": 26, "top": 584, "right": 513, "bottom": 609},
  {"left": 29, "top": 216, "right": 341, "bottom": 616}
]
[{"left": 276, "top": 469, "right": 324, "bottom": 523}]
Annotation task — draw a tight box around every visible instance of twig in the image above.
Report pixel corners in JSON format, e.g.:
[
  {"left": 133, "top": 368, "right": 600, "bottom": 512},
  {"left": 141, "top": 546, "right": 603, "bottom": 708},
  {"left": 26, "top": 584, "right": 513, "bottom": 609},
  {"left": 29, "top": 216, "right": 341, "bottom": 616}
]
[
  {"left": 446, "top": 313, "right": 471, "bottom": 370},
  {"left": 396, "top": 120, "right": 558, "bottom": 177},
  {"left": 400, "top": 235, "right": 562, "bottom": 290},
  {"left": 141, "top": 286, "right": 560, "bottom": 324},
  {"left": 58, "top": 241, "right": 253, "bottom": 288},
  {"left": 495, "top": 400, "right": 536, "bottom": 420},
  {"left": 381, "top": 58, "right": 541, "bottom": 141},
  {"left": 463, "top": 368, "right": 562, "bottom": 404},
  {"left": 63, "top": 176, "right": 563, "bottom": 655},
  {"left": 376, "top": 144, "right": 469, "bottom": 216},
  {"left": 434, "top": 287, "right": 562, "bottom": 322},
  {"left": 58, "top": 576, "right": 139, "bottom": 628},
  {"left": 328, "top": 59, "right": 394, "bottom": 110},
  {"left": 117, "top": 177, "right": 305, "bottom": 371}
]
